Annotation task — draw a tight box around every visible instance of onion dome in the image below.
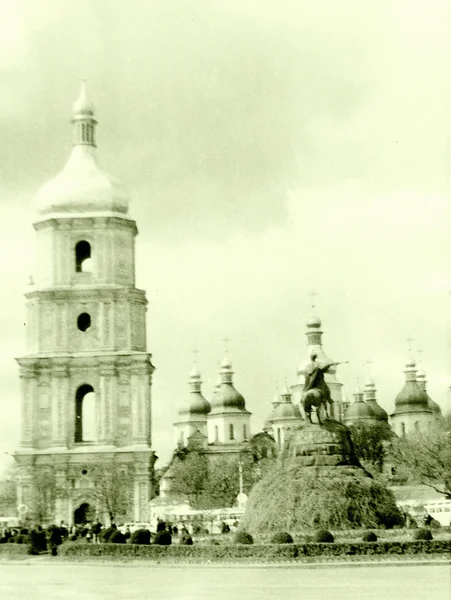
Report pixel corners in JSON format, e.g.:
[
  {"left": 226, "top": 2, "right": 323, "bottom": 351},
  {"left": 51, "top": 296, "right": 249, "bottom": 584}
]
[
  {"left": 364, "top": 379, "right": 388, "bottom": 422},
  {"left": 209, "top": 357, "right": 249, "bottom": 414},
  {"left": 393, "top": 360, "right": 432, "bottom": 415},
  {"left": 35, "top": 81, "right": 130, "bottom": 219},
  {"left": 178, "top": 362, "right": 211, "bottom": 418},
  {"left": 306, "top": 315, "right": 322, "bottom": 328},
  {"left": 345, "top": 387, "right": 377, "bottom": 424},
  {"left": 272, "top": 386, "right": 302, "bottom": 420},
  {"left": 416, "top": 370, "right": 442, "bottom": 416}
]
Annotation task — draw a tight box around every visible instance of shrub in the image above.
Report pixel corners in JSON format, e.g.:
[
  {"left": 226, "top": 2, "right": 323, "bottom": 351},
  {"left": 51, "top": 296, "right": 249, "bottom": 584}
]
[
  {"left": 234, "top": 531, "right": 253, "bottom": 545},
  {"left": 209, "top": 538, "right": 221, "bottom": 545},
  {"left": 362, "top": 531, "right": 378, "bottom": 542},
  {"left": 130, "top": 529, "right": 151, "bottom": 545},
  {"left": 413, "top": 528, "right": 433, "bottom": 541},
  {"left": 430, "top": 519, "right": 441, "bottom": 529},
  {"left": 240, "top": 455, "right": 404, "bottom": 535},
  {"left": 58, "top": 538, "right": 451, "bottom": 561},
  {"left": 270, "top": 531, "right": 293, "bottom": 544},
  {"left": 100, "top": 527, "right": 117, "bottom": 543},
  {"left": 156, "top": 519, "right": 166, "bottom": 532},
  {"left": 314, "top": 530, "right": 334, "bottom": 543},
  {"left": 179, "top": 532, "right": 193, "bottom": 546},
  {"left": 153, "top": 530, "right": 172, "bottom": 545},
  {"left": 109, "top": 531, "right": 126, "bottom": 544},
  {"left": 15, "top": 534, "right": 29, "bottom": 545},
  {"left": 29, "top": 529, "right": 47, "bottom": 554}
]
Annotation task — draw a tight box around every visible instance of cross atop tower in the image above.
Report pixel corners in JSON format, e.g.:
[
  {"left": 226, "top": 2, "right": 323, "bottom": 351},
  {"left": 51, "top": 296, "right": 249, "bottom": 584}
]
[
  {"left": 365, "top": 359, "right": 374, "bottom": 376},
  {"left": 417, "top": 347, "right": 424, "bottom": 365},
  {"left": 222, "top": 335, "right": 231, "bottom": 355},
  {"left": 406, "top": 336, "right": 415, "bottom": 356},
  {"left": 309, "top": 289, "right": 318, "bottom": 311}
]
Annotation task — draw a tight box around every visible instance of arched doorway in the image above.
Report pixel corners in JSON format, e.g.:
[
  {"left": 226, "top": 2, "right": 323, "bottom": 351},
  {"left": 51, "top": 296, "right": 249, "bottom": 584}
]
[{"left": 74, "top": 502, "right": 94, "bottom": 525}]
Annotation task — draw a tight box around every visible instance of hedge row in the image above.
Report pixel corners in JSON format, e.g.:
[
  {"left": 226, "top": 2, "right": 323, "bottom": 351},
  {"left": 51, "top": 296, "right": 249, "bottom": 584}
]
[
  {"left": 0, "top": 544, "right": 29, "bottom": 555},
  {"left": 60, "top": 539, "right": 451, "bottom": 561}
]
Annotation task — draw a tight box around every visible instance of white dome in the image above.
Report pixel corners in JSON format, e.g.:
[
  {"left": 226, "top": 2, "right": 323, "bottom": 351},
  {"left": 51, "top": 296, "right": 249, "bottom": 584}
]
[{"left": 35, "top": 146, "right": 130, "bottom": 217}]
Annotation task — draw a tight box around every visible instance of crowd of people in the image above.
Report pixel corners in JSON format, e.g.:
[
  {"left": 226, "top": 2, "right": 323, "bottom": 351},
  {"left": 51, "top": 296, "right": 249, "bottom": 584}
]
[{"left": 0, "top": 516, "right": 241, "bottom": 554}]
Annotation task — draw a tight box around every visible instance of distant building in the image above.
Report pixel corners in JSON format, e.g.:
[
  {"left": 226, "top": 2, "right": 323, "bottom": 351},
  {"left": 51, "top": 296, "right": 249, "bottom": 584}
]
[
  {"left": 363, "top": 379, "right": 388, "bottom": 423},
  {"left": 264, "top": 386, "right": 303, "bottom": 449},
  {"left": 390, "top": 359, "right": 435, "bottom": 436},
  {"left": 344, "top": 388, "right": 379, "bottom": 427},
  {"left": 344, "top": 380, "right": 388, "bottom": 427},
  {"left": 174, "top": 362, "right": 210, "bottom": 449}
]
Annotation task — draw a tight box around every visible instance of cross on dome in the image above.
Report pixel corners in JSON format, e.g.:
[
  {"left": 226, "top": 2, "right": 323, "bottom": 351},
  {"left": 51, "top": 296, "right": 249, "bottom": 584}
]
[
  {"left": 309, "top": 289, "right": 318, "bottom": 311},
  {"left": 406, "top": 335, "right": 415, "bottom": 356}
]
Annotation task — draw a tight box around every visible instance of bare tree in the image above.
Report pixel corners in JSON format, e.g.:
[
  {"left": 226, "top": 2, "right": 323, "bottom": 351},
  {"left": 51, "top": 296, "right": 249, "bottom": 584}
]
[
  {"left": 0, "top": 469, "right": 17, "bottom": 516},
  {"left": 31, "top": 468, "right": 64, "bottom": 524},
  {"left": 90, "top": 463, "right": 134, "bottom": 524},
  {"left": 389, "top": 423, "right": 451, "bottom": 499}
]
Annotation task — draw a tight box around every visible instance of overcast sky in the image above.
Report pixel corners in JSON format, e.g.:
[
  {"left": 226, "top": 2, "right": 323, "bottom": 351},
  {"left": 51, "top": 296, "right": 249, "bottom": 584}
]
[{"left": 1, "top": 0, "right": 451, "bottom": 474}]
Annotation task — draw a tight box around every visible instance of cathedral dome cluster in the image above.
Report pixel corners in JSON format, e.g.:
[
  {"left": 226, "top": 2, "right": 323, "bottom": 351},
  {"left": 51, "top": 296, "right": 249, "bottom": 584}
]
[
  {"left": 174, "top": 356, "right": 251, "bottom": 451},
  {"left": 35, "top": 82, "right": 130, "bottom": 218}
]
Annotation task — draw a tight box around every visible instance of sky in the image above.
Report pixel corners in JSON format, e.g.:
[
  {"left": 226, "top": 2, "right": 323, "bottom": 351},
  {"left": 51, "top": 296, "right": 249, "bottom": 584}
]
[{"left": 1, "top": 0, "right": 451, "bottom": 474}]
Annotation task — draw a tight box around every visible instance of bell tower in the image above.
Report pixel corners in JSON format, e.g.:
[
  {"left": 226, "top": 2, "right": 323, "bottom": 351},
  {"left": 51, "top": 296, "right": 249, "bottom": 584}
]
[{"left": 15, "top": 83, "right": 155, "bottom": 525}]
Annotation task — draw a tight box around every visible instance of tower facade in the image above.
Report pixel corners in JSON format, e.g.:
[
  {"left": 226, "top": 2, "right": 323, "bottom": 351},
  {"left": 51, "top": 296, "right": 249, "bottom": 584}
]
[{"left": 15, "top": 84, "right": 155, "bottom": 525}]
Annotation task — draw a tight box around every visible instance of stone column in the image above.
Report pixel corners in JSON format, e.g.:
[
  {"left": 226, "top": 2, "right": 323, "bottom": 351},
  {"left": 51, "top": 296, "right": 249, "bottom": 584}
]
[
  {"left": 51, "top": 362, "right": 69, "bottom": 447},
  {"left": 133, "top": 461, "right": 150, "bottom": 521},
  {"left": 19, "top": 363, "right": 36, "bottom": 448},
  {"left": 99, "top": 363, "right": 116, "bottom": 445}
]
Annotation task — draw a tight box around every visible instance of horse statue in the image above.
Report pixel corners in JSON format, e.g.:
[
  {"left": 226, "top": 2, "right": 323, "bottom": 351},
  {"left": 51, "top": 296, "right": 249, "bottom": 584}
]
[{"left": 301, "top": 352, "right": 348, "bottom": 425}]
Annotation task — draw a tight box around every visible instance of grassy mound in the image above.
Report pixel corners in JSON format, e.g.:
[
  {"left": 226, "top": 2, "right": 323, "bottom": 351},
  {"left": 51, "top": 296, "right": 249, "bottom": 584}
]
[{"left": 240, "top": 463, "right": 403, "bottom": 535}]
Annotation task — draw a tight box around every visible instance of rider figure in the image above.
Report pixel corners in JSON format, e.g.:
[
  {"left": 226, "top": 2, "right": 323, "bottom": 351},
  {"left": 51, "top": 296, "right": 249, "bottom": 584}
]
[
  {"left": 302, "top": 350, "right": 345, "bottom": 422},
  {"left": 303, "top": 351, "right": 336, "bottom": 399}
]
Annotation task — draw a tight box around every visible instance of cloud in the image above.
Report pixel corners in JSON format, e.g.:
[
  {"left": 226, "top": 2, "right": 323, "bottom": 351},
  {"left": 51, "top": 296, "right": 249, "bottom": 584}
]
[{"left": 1, "top": 1, "right": 451, "bottom": 470}]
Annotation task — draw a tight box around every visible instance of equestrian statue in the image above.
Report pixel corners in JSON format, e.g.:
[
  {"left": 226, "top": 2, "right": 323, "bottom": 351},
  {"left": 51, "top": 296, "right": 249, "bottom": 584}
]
[{"left": 302, "top": 350, "right": 348, "bottom": 425}]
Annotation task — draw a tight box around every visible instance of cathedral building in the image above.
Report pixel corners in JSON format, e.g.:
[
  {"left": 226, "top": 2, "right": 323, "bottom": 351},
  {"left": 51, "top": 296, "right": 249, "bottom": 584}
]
[
  {"left": 174, "top": 357, "right": 251, "bottom": 460},
  {"left": 390, "top": 359, "right": 434, "bottom": 436},
  {"left": 344, "top": 381, "right": 388, "bottom": 427},
  {"left": 265, "top": 386, "right": 303, "bottom": 450},
  {"left": 15, "top": 84, "right": 155, "bottom": 525}
]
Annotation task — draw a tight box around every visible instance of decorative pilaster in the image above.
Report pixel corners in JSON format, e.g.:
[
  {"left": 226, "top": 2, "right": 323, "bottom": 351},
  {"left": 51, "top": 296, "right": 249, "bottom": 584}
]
[
  {"left": 99, "top": 363, "right": 116, "bottom": 444},
  {"left": 51, "top": 363, "right": 69, "bottom": 446},
  {"left": 19, "top": 364, "right": 36, "bottom": 448}
]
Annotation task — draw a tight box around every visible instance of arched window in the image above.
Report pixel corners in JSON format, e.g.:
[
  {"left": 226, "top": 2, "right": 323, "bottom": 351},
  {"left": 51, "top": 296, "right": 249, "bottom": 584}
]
[
  {"left": 243, "top": 424, "right": 247, "bottom": 440},
  {"left": 229, "top": 424, "right": 234, "bottom": 440},
  {"left": 401, "top": 422, "right": 406, "bottom": 437},
  {"left": 277, "top": 428, "right": 281, "bottom": 448},
  {"left": 75, "top": 241, "right": 92, "bottom": 273},
  {"left": 180, "top": 431, "right": 185, "bottom": 446},
  {"left": 75, "top": 384, "right": 96, "bottom": 442},
  {"left": 214, "top": 425, "right": 219, "bottom": 442},
  {"left": 414, "top": 421, "right": 420, "bottom": 432}
]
